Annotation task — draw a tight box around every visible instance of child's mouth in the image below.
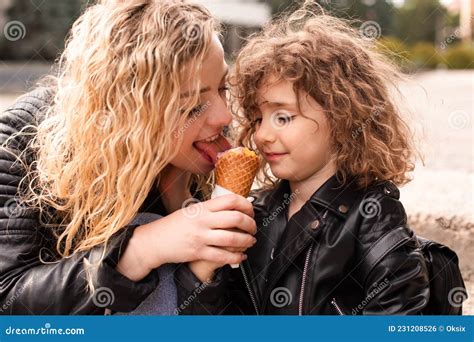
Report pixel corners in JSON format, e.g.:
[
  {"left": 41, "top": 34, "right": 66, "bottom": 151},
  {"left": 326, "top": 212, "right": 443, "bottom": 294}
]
[{"left": 264, "top": 152, "right": 288, "bottom": 162}]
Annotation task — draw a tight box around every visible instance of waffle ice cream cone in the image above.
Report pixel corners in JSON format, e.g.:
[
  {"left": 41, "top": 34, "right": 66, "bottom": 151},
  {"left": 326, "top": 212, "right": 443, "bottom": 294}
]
[
  {"left": 214, "top": 147, "right": 260, "bottom": 197},
  {"left": 212, "top": 147, "right": 260, "bottom": 268}
]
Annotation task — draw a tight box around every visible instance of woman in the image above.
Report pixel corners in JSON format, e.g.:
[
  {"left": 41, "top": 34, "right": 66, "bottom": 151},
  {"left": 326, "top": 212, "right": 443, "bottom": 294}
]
[{"left": 0, "top": 0, "right": 256, "bottom": 315}]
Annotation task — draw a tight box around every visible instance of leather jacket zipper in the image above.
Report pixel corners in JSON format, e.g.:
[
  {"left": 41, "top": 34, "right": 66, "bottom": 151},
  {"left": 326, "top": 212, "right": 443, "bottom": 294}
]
[
  {"left": 331, "top": 298, "right": 345, "bottom": 315},
  {"left": 298, "top": 243, "right": 314, "bottom": 315},
  {"left": 298, "top": 210, "right": 327, "bottom": 315},
  {"left": 241, "top": 264, "right": 259, "bottom": 315}
]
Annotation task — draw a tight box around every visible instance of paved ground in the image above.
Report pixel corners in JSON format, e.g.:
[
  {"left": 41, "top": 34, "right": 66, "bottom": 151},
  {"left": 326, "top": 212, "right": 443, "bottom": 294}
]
[
  {"left": 396, "top": 70, "right": 473, "bottom": 314},
  {"left": 0, "top": 61, "right": 52, "bottom": 94},
  {"left": 1, "top": 67, "right": 473, "bottom": 314}
]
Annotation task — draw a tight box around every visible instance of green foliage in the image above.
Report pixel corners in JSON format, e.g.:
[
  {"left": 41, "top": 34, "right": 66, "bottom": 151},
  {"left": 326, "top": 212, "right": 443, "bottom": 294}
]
[
  {"left": 442, "top": 44, "right": 474, "bottom": 69},
  {"left": 409, "top": 42, "right": 440, "bottom": 69},
  {"left": 376, "top": 36, "right": 411, "bottom": 70},
  {"left": 1, "top": 0, "right": 469, "bottom": 71},
  {"left": 393, "top": 0, "right": 447, "bottom": 45}
]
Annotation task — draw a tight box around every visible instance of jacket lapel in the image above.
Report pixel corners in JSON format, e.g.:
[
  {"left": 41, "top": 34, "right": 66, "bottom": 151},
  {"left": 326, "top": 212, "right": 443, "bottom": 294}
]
[{"left": 261, "top": 176, "right": 361, "bottom": 308}]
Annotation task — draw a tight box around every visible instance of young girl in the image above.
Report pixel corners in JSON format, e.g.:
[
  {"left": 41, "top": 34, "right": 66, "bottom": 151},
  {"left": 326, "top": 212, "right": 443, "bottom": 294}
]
[
  {"left": 0, "top": 0, "right": 257, "bottom": 315},
  {"left": 175, "top": 7, "right": 431, "bottom": 315}
]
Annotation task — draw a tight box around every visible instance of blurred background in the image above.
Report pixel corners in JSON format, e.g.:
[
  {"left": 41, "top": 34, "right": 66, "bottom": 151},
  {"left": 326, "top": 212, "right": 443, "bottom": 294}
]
[{"left": 0, "top": 0, "right": 472, "bottom": 314}]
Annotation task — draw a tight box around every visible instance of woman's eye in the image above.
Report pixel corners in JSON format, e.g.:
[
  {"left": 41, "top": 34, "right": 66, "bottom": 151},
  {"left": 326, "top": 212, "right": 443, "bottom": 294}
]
[
  {"left": 219, "top": 86, "right": 230, "bottom": 100},
  {"left": 188, "top": 105, "right": 203, "bottom": 117},
  {"left": 218, "top": 85, "right": 229, "bottom": 94}
]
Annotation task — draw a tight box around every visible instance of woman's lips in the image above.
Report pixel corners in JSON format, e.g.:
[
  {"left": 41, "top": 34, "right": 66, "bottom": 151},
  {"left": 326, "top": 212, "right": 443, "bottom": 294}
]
[{"left": 193, "top": 134, "right": 232, "bottom": 165}]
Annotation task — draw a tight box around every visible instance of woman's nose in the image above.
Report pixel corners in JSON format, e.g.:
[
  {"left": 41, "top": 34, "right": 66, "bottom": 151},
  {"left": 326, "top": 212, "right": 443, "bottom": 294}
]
[{"left": 206, "top": 99, "right": 232, "bottom": 128}]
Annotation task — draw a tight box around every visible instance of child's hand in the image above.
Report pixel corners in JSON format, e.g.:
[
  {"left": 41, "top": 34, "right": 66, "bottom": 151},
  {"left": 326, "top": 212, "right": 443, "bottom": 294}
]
[{"left": 188, "top": 260, "right": 226, "bottom": 283}]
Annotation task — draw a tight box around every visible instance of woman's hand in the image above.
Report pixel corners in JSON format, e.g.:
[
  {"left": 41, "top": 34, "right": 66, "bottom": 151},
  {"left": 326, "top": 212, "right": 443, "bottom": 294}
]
[
  {"left": 187, "top": 235, "right": 250, "bottom": 282},
  {"left": 116, "top": 194, "right": 256, "bottom": 281}
]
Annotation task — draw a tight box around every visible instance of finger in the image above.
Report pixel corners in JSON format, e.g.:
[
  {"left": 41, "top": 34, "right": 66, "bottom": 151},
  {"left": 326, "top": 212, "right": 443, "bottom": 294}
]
[
  {"left": 227, "top": 227, "right": 249, "bottom": 234},
  {"left": 226, "top": 246, "right": 247, "bottom": 253},
  {"left": 199, "top": 246, "right": 246, "bottom": 266},
  {"left": 206, "top": 229, "right": 256, "bottom": 249},
  {"left": 204, "top": 194, "right": 254, "bottom": 218},
  {"left": 223, "top": 231, "right": 253, "bottom": 252},
  {"left": 206, "top": 211, "right": 257, "bottom": 235}
]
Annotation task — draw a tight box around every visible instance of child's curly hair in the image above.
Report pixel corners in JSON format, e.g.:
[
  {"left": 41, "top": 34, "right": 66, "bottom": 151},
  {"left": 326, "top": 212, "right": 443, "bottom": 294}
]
[{"left": 231, "top": 2, "right": 418, "bottom": 189}]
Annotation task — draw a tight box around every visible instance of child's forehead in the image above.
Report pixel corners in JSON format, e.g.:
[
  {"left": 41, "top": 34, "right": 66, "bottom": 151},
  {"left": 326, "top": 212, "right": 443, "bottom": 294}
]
[{"left": 255, "top": 77, "right": 305, "bottom": 106}]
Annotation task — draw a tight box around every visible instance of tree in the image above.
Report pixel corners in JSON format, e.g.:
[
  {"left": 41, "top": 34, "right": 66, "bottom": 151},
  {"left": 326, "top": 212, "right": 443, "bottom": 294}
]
[
  {"left": 1, "top": 0, "right": 85, "bottom": 60},
  {"left": 393, "top": 0, "right": 448, "bottom": 45},
  {"left": 265, "top": 0, "right": 396, "bottom": 38}
]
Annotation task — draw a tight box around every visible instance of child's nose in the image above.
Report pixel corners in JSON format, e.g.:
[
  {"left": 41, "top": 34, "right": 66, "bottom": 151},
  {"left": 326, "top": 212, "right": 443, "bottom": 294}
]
[{"left": 255, "top": 119, "right": 276, "bottom": 145}]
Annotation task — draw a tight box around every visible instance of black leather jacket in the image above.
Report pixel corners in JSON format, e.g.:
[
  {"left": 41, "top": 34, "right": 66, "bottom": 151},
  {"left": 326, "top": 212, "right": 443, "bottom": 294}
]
[
  {"left": 0, "top": 88, "right": 163, "bottom": 314},
  {"left": 176, "top": 176, "right": 430, "bottom": 315}
]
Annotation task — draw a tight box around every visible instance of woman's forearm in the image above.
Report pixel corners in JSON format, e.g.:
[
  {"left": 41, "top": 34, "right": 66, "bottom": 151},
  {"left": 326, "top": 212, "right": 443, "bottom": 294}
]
[{"left": 116, "top": 224, "right": 158, "bottom": 282}]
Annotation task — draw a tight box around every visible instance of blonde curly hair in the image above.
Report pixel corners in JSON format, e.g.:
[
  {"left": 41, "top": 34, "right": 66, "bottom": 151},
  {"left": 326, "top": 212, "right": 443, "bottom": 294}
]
[
  {"left": 6, "top": 0, "right": 219, "bottom": 258},
  {"left": 231, "top": 2, "right": 418, "bottom": 189}
]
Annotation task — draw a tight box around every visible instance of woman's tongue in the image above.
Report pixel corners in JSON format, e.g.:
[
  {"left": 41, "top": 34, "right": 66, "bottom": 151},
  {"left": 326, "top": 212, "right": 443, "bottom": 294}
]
[{"left": 194, "top": 134, "right": 231, "bottom": 165}]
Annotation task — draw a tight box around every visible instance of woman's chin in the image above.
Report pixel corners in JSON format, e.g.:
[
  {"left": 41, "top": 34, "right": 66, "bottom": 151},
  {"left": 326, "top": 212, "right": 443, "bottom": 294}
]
[
  {"left": 188, "top": 159, "right": 215, "bottom": 175},
  {"left": 198, "top": 164, "right": 215, "bottom": 174}
]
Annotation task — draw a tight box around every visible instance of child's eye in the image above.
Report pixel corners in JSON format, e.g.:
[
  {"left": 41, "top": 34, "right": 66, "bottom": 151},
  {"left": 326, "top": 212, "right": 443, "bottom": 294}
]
[
  {"left": 277, "top": 115, "right": 291, "bottom": 124},
  {"left": 272, "top": 112, "right": 295, "bottom": 127}
]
